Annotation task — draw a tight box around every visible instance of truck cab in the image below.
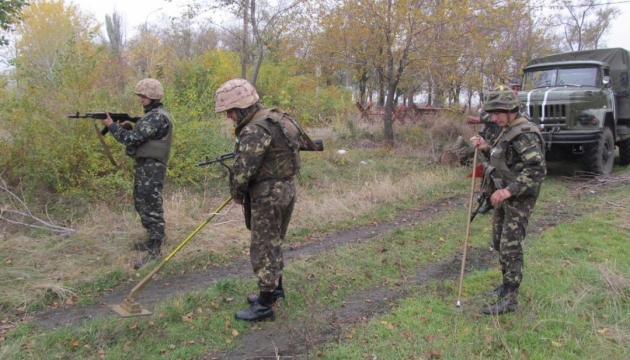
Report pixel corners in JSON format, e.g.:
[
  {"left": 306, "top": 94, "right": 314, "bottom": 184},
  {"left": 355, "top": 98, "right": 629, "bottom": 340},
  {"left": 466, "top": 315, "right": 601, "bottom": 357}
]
[{"left": 518, "top": 48, "right": 630, "bottom": 175}]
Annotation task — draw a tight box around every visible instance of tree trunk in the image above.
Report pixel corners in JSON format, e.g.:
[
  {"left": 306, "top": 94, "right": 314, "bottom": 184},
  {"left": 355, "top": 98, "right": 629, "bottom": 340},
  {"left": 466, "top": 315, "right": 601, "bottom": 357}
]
[{"left": 241, "top": 0, "right": 249, "bottom": 79}]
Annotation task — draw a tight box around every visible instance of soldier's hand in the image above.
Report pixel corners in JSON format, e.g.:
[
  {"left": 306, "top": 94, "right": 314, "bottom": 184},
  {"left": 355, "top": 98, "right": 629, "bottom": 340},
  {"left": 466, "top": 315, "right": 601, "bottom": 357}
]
[
  {"left": 470, "top": 135, "right": 487, "bottom": 151},
  {"left": 232, "top": 198, "right": 243, "bottom": 205},
  {"left": 490, "top": 189, "right": 512, "bottom": 207},
  {"left": 101, "top": 112, "right": 113, "bottom": 127}
]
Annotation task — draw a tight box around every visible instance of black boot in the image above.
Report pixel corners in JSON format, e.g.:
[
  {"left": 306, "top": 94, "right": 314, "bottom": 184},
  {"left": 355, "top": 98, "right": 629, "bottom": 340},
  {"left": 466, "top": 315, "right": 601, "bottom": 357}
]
[
  {"left": 133, "top": 248, "right": 161, "bottom": 270},
  {"left": 133, "top": 237, "right": 162, "bottom": 252},
  {"left": 235, "top": 291, "right": 275, "bottom": 321},
  {"left": 484, "top": 283, "right": 504, "bottom": 297},
  {"left": 481, "top": 284, "right": 519, "bottom": 315},
  {"left": 247, "top": 277, "right": 284, "bottom": 305}
]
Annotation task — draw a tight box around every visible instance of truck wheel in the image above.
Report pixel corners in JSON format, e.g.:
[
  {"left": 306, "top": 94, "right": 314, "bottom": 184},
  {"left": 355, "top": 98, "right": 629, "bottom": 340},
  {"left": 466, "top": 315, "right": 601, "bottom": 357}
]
[
  {"left": 581, "top": 127, "right": 614, "bottom": 175},
  {"left": 619, "top": 137, "right": 630, "bottom": 166}
]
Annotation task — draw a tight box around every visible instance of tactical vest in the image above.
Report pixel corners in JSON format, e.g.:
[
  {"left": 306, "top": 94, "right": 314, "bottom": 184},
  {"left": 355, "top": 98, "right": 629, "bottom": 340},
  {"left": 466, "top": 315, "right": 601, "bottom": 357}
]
[
  {"left": 488, "top": 116, "right": 545, "bottom": 197},
  {"left": 248, "top": 109, "right": 301, "bottom": 183},
  {"left": 130, "top": 107, "right": 174, "bottom": 165}
]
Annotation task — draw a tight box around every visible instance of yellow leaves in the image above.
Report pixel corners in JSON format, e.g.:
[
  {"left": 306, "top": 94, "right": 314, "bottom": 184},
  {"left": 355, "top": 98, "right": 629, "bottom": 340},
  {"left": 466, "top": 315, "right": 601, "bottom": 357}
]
[
  {"left": 380, "top": 321, "right": 395, "bottom": 330},
  {"left": 181, "top": 312, "right": 193, "bottom": 323},
  {"left": 70, "top": 340, "right": 79, "bottom": 347},
  {"left": 129, "top": 322, "right": 138, "bottom": 330},
  {"left": 232, "top": 329, "right": 239, "bottom": 337},
  {"left": 597, "top": 328, "right": 611, "bottom": 335},
  {"left": 122, "top": 341, "right": 132, "bottom": 352}
]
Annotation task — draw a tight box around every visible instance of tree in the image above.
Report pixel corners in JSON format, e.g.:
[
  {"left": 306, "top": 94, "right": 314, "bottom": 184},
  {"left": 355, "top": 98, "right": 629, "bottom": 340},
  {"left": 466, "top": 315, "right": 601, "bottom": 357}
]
[
  {"left": 192, "top": 0, "right": 306, "bottom": 86},
  {"left": 555, "top": 0, "right": 620, "bottom": 51},
  {"left": 13, "top": 0, "right": 102, "bottom": 107},
  {"left": 105, "top": 11, "right": 125, "bottom": 55},
  {"left": 0, "top": 0, "right": 29, "bottom": 46}
]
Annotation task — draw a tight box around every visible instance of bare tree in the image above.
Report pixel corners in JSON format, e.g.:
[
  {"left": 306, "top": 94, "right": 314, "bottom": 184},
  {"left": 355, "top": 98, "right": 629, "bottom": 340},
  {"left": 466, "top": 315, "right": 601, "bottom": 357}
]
[{"left": 555, "top": 0, "right": 620, "bottom": 51}]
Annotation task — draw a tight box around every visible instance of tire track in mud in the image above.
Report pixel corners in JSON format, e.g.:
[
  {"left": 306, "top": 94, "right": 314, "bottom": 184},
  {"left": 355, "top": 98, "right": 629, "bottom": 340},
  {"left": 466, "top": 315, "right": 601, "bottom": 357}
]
[
  {"left": 36, "top": 195, "right": 467, "bottom": 330},
  {"left": 214, "top": 200, "right": 579, "bottom": 359}
]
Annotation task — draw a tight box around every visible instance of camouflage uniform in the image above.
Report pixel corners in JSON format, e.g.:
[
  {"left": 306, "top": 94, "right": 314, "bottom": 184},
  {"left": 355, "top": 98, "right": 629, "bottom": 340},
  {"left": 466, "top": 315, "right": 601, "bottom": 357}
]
[
  {"left": 486, "top": 116, "right": 546, "bottom": 288},
  {"left": 109, "top": 103, "right": 173, "bottom": 244},
  {"left": 230, "top": 105, "right": 300, "bottom": 293}
]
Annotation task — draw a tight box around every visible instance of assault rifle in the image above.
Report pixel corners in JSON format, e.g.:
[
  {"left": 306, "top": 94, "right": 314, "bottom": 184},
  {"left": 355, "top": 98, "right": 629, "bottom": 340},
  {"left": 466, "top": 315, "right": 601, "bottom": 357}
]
[
  {"left": 470, "top": 192, "right": 490, "bottom": 222},
  {"left": 68, "top": 112, "right": 141, "bottom": 135},
  {"left": 196, "top": 138, "right": 325, "bottom": 169},
  {"left": 196, "top": 153, "right": 235, "bottom": 169}
]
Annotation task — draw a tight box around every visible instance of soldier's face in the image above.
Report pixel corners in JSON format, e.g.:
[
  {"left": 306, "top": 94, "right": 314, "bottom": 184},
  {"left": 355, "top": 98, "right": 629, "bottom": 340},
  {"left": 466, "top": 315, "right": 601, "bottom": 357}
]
[
  {"left": 226, "top": 109, "right": 238, "bottom": 122},
  {"left": 138, "top": 95, "right": 151, "bottom": 107},
  {"left": 491, "top": 111, "right": 516, "bottom": 127},
  {"left": 510, "top": 86, "right": 520, "bottom": 94}
]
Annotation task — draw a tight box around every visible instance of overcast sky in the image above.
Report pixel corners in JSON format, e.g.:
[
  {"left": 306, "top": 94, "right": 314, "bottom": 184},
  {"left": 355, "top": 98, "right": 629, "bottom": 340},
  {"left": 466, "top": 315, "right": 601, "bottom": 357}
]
[{"left": 70, "top": 0, "right": 630, "bottom": 50}]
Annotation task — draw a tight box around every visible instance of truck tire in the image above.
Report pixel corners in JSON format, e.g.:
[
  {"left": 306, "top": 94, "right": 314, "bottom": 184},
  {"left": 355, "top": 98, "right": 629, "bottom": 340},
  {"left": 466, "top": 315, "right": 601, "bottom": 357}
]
[
  {"left": 619, "top": 137, "right": 630, "bottom": 166},
  {"left": 581, "top": 127, "right": 614, "bottom": 175}
]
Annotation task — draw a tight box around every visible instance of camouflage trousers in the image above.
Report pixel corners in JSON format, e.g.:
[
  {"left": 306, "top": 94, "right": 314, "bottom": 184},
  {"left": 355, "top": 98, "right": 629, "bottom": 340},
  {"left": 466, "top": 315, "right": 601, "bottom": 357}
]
[
  {"left": 492, "top": 195, "right": 538, "bottom": 286},
  {"left": 249, "top": 179, "right": 296, "bottom": 292},
  {"left": 133, "top": 158, "right": 166, "bottom": 242}
]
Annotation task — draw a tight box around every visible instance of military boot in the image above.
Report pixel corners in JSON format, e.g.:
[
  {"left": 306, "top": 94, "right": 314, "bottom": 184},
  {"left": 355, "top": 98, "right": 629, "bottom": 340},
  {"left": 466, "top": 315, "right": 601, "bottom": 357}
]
[
  {"left": 481, "top": 284, "right": 519, "bottom": 315},
  {"left": 484, "top": 284, "right": 504, "bottom": 297},
  {"left": 133, "top": 247, "right": 162, "bottom": 270},
  {"left": 133, "top": 237, "right": 162, "bottom": 252},
  {"left": 247, "top": 277, "right": 284, "bottom": 305},
  {"left": 235, "top": 291, "right": 275, "bottom": 321}
]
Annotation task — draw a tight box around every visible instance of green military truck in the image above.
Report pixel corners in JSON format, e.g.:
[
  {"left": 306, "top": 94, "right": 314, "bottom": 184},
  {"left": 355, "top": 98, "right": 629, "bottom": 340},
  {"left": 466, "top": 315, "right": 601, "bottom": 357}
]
[{"left": 518, "top": 48, "right": 630, "bottom": 175}]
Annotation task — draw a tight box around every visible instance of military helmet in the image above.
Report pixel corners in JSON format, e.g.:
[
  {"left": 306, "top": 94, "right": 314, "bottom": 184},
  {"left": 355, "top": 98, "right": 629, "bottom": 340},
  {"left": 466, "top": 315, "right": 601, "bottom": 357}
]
[
  {"left": 507, "top": 77, "right": 522, "bottom": 88},
  {"left": 484, "top": 85, "right": 520, "bottom": 112},
  {"left": 215, "top": 78, "right": 260, "bottom": 113},
  {"left": 134, "top": 78, "right": 164, "bottom": 100}
]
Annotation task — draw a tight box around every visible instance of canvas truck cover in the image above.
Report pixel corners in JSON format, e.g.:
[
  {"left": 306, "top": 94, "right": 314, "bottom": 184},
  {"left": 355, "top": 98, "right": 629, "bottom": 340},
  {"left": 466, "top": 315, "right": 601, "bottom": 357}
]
[{"left": 526, "top": 48, "right": 630, "bottom": 96}]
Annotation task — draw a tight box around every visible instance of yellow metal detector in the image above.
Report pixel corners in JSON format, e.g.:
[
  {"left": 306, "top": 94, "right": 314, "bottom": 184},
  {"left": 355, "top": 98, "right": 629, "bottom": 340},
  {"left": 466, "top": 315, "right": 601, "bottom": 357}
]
[{"left": 111, "top": 197, "right": 232, "bottom": 317}]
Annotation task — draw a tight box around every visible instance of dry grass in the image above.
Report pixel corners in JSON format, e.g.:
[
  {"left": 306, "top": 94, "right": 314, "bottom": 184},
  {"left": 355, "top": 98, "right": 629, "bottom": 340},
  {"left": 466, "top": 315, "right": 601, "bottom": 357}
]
[
  {"left": 0, "top": 115, "right": 469, "bottom": 310},
  {"left": 596, "top": 263, "right": 629, "bottom": 297}
]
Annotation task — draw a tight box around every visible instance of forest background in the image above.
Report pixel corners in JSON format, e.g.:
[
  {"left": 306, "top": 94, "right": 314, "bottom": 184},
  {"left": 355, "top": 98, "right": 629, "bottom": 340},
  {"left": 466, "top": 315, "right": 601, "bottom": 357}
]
[
  {"left": 0, "top": 1, "right": 628, "bottom": 358},
  {"left": 0, "top": 0, "right": 622, "bottom": 201}
]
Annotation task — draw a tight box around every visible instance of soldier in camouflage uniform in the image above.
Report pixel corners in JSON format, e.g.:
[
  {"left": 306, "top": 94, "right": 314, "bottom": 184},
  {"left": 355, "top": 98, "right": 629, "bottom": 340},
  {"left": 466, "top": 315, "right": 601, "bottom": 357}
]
[
  {"left": 101, "top": 78, "right": 174, "bottom": 270},
  {"left": 471, "top": 86, "right": 546, "bottom": 315},
  {"left": 476, "top": 80, "right": 527, "bottom": 214},
  {"left": 215, "top": 79, "right": 316, "bottom": 321}
]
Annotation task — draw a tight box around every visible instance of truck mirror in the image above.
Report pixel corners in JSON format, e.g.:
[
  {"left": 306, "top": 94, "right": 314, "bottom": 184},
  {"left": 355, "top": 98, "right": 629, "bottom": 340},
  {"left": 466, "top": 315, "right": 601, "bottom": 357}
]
[{"left": 602, "top": 76, "right": 611, "bottom": 86}]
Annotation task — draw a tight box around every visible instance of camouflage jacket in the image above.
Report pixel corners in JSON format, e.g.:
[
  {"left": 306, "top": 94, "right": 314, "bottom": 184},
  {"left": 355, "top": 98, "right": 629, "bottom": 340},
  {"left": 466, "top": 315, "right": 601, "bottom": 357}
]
[
  {"left": 230, "top": 106, "right": 299, "bottom": 200},
  {"left": 109, "top": 103, "right": 171, "bottom": 157},
  {"left": 485, "top": 117, "right": 546, "bottom": 198}
]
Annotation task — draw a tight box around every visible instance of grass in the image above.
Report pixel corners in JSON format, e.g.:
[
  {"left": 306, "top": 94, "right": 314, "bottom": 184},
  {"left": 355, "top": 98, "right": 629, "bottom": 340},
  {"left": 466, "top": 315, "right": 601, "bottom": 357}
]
[
  {"left": 2, "top": 116, "right": 629, "bottom": 358},
  {"left": 317, "top": 176, "right": 630, "bottom": 359}
]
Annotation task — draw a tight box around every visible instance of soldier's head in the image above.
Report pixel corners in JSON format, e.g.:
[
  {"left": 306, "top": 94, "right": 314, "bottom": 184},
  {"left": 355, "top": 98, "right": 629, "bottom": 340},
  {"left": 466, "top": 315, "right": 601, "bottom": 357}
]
[
  {"left": 215, "top": 78, "right": 260, "bottom": 123},
  {"left": 484, "top": 85, "right": 520, "bottom": 127},
  {"left": 506, "top": 77, "right": 522, "bottom": 94},
  {"left": 134, "top": 78, "right": 164, "bottom": 107}
]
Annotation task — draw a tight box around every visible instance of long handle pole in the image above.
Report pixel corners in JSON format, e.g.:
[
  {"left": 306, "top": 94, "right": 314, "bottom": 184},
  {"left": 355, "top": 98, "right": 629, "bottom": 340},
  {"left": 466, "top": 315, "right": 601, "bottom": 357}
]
[
  {"left": 457, "top": 147, "right": 478, "bottom": 307},
  {"left": 125, "top": 197, "right": 232, "bottom": 302}
]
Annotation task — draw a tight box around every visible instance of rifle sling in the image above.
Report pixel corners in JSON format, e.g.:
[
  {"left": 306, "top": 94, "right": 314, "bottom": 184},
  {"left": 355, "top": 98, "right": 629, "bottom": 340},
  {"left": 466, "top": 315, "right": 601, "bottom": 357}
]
[{"left": 94, "top": 122, "right": 125, "bottom": 168}]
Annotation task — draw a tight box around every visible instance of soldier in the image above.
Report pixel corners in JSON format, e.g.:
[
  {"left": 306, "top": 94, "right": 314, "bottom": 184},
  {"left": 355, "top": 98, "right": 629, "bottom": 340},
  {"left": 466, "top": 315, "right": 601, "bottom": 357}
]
[
  {"left": 470, "top": 86, "right": 546, "bottom": 315},
  {"left": 215, "top": 79, "right": 316, "bottom": 321},
  {"left": 476, "top": 81, "right": 528, "bottom": 214},
  {"left": 101, "top": 78, "right": 174, "bottom": 270}
]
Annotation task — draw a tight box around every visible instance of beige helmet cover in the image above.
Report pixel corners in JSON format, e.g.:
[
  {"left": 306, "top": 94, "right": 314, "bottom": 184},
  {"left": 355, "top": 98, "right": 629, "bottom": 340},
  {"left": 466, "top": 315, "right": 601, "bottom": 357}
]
[
  {"left": 134, "top": 78, "right": 164, "bottom": 100},
  {"left": 215, "top": 78, "right": 259, "bottom": 113}
]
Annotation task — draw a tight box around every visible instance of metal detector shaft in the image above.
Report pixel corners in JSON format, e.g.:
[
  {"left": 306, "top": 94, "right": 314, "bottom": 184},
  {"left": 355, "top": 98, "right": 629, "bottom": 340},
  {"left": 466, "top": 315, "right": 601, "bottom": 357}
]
[
  {"left": 457, "top": 147, "right": 478, "bottom": 307},
  {"left": 111, "top": 197, "right": 232, "bottom": 317}
]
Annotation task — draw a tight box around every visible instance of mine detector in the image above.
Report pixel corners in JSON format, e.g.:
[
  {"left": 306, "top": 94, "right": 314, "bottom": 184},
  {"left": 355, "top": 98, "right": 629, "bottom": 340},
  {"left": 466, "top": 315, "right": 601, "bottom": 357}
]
[
  {"left": 111, "top": 198, "right": 232, "bottom": 317},
  {"left": 518, "top": 48, "right": 630, "bottom": 175}
]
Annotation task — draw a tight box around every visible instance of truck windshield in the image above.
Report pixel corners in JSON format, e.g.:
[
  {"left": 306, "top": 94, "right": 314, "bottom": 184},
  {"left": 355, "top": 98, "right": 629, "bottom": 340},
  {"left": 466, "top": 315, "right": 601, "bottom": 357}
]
[{"left": 523, "top": 67, "right": 599, "bottom": 90}]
